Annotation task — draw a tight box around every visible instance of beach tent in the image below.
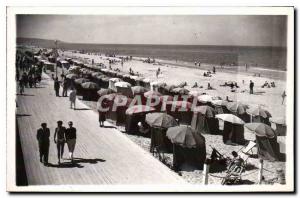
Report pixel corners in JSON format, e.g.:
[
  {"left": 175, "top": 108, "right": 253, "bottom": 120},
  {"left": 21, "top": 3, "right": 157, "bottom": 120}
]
[
  {"left": 109, "top": 78, "right": 123, "bottom": 92},
  {"left": 191, "top": 106, "right": 219, "bottom": 134},
  {"left": 247, "top": 107, "right": 272, "bottom": 125},
  {"left": 216, "top": 114, "right": 246, "bottom": 145},
  {"left": 125, "top": 105, "right": 155, "bottom": 134},
  {"left": 166, "top": 126, "right": 206, "bottom": 171},
  {"left": 146, "top": 113, "right": 178, "bottom": 153},
  {"left": 244, "top": 123, "right": 281, "bottom": 161},
  {"left": 269, "top": 117, "right": 286, "bottom": 136},
  {"left": 115, "top": 82, "right": 133, "bottom": 98},
  {"left": 81, "top": 82, "right": 100, "bottom": 101},
  {"left": 141, "top": 78, "right": 151, "bottom": 89},
  {"left": 226, "top": 102, "right": 250, "bottom": 122},
  {"left": 150, "top": 82, "right": 166, "bottom": 92},
  {"left": 97, "top": 88, "right": 116, "bottom": 97},
  {"left": 165, "top": 101, "right": 193, "bottom": 125},
  {"left": 211, "top": 100, "right": 229, "bottom": 114},
  {"left": 74, "top": 78, "right": 90, "bottom": 95}
]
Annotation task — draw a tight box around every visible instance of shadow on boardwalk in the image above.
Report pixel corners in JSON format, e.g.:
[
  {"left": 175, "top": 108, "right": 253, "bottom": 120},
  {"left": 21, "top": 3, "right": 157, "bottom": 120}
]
[{"left": 47, "top": 158, "right": 106, "bottom": 169}]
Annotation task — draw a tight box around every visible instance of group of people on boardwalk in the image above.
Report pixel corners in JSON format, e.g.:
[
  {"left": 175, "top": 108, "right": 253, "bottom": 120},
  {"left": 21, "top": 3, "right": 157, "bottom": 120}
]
[
  {"left": 36, "top": 121, "right": 77, "bottom": 166},
  {"left": 53, "top": 75, "right": 77, "bottom": 109}
]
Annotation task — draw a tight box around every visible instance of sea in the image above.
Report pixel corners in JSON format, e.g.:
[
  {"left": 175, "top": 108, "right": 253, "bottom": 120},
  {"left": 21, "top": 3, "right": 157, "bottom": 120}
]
[{"left": 17, "top": 38, "right": 287, "bottom": 71}]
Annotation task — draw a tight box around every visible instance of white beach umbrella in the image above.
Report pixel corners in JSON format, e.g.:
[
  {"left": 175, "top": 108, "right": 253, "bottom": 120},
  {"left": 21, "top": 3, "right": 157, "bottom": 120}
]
[
  {"left": 215, "top": 114, "right": 245, "bottom": 125},
  {"left": 198, "top": 95, "right": 213, "bottom": 103},
  {"left": 115, "top": 81, "right": 132, "bottom": 88}
]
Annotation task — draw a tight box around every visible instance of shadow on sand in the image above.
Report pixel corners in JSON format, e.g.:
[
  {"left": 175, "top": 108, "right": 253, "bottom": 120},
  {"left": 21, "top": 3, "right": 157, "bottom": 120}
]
[
  {"left": 16, "top": 94, "right": 35, "bottom": 96},
  {"left": 74, "top": 108, "right": 91, "bottom": 111},
  {"left": 16, "top": 114, "right": 31, "bottom": 117},
  {"left": 101, "top": 125, "right": 117, "bottom": 129},
  {"left": 47, "top": 158, "right": 106, "bottom": 169}
]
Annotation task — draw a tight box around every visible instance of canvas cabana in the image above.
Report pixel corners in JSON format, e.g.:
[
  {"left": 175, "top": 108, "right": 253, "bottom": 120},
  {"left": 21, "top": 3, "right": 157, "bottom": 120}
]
[
  {"left": 191, "top": 106, "right": 219, "bottom": 134},
  {"left": 269, "top": 117, "right": 286, "bottom": 136},
  {"left": 165, "top": 101, "right": 193, "bottom": 125}
]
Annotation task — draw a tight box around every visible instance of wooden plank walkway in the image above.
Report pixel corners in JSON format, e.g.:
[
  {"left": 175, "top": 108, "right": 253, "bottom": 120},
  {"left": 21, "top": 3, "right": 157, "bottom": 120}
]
[{"left": 16, "top": 74, "right": 186, "bottom": 185}]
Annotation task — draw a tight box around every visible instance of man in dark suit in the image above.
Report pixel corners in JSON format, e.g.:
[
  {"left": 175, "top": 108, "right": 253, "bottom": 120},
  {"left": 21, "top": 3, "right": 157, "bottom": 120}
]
[{"left": 36, "top": 123, "right": 50, "bottom": 166}]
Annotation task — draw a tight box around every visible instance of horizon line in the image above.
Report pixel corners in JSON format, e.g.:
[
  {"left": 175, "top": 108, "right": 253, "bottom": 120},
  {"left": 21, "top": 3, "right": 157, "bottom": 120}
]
[{"left": 17, "top": 37, "right": 287, "bottom": 49}]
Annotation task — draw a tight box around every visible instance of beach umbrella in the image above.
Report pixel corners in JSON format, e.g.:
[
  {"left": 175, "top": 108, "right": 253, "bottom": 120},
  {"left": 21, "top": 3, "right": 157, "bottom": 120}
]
[
  {"left": 269, "top": 117, "right": 286, "bottom": 125},
  {"left": 144, "top": 90, "right": 162, "bottom": 98},
  {"left": 197, "top": 95, "right": 213, "bottom": 103},
  {"left": 192, "top": 106, "right": 215, "bottom": 118},
  {"left": 97, "top": 88, "right": 116, "bottom": 96},
  {"left": 146, "top": 112, "right": 178, "bottom": 128},
  {"left": 125, "top": 105, "right": 155, "bottom": 115},
  {"left": 129, "top": 75, "right": 139, "bottom": 80},
  {"left": 115, "top": 81, "right": 132, "bottom": 88},
  {"left": 244, "top": 123, "right": 276, "bottom": 138},
  {"left": 189, "top": 90, "right": 203, "bottom": 97},
  {"left": 211, "top": 100, "right": 228, "bottom": 106},
  {"left": 215, "top": 114, "right": 245, "bottom": 125},
  {"left": 226, "top": 102, "right": 249, "bottom": 114},
  {"left": 81, "top": 82, "right": 99, "bottom": 90},
  {"left": 171, "top": 87, "right": 190, "bottom": 95},
  {"left": 132, "top": 86, "right": 148, "bottom": 95},
  {"left": 110, "top": 78, "right": 122, "bottom": 83},
  {"left": 143, "top": 78, "right": 151, "bottom": 83},
  {"left": 91, "top": 72, "right": 103, "bottom": 78},
  {"left": 74, "top": 78, "right": 90, "bottom": 85},
  {"left": 66, "top": 74, "right": 78, "bottom": 80},
  {"left": 166, "top": 126, "right": 205, "bottom": 148},
  {"left": 164, "top": 85, "right": 176, "bottom": 91},
  {"left": 246, "top": 107, "right": 272, "bottom": 118},
  {"left": 167, "top": 101, "right": 192, "bottom": 110}
]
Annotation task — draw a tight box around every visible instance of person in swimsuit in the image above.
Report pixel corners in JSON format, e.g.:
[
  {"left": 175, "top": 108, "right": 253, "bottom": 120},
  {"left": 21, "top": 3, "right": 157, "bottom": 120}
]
[{"left": 54, "top": 120, "right": 66, "bottom": 165}]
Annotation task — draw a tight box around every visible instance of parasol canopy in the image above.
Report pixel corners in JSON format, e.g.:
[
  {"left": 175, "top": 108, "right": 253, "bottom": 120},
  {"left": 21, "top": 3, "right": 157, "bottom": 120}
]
[
  {"left": 81, "top": 82, "right": 100, "bottom": 90},
  {"left": 125, "top": 105, "right": 155, "bottom": 115},
  {"left": 188, "top": 90, "right": 203, "bottom": 97},
  {"left": 146, "top": 113, "right": 178, "bottom": 128},
  {"left": 132, "top": 86, "right": 148, "bottom": 95},
  {"left": 144, "top": 90, "right": 162, "bottom": 98},
  {"left": 115, "top": 81, "right": 132, "bottom": 88},
  {"left": 192, "top": 106, "right": 215, "bottom": 118},
  {"left": 211, "top": 100, "right": 228, "bottom": 107},
  {"left": 226, "top": 102, "right": 249, "bottom": 114},
  {"left": 269, "top": 117, "right": 286, "bottom": 125},
  {"left": 246, "top": 107, "right": 272, "bottom": 118},
  {"left": 74, "top": 78, "right": 90, "bottom": 85},
  {"left": 167, "top": 101, "right": 192, "bottom": 110},
  {"left": 171, "top": 87, "right": 190, "bottom": 95},
  {"left": 244, "top": 123, "right": 276, "bottom": 138},
  {"left": 66, "top": 74, "right": 78, "bottom": 80},
  {"left": 166, "top": 126, "right": 205, "bottom": 148},
  {"left": 197, "top": 94, "right": 213, "bottom": 103},
  {"left": 215, "top": 114, "right": 245, "bottom": 125},
  {"left": 97, "top": 88, "right": 116, "bottom": 96}
]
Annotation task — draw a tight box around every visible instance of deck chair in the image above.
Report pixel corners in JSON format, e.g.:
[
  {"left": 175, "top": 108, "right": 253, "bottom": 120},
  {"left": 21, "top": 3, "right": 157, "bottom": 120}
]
[{"left": 237, "top": 141, "right": 256, "bottom": 163}]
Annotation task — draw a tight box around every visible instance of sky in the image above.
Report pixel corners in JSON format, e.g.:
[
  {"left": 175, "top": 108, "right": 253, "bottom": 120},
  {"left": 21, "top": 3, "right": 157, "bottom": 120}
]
[{"left": 16, "top": 15, "right": 287, "bottom": 47}]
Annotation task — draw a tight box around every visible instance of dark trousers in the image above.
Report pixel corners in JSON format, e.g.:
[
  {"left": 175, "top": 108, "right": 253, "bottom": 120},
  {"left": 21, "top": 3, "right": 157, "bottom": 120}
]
[
  {"left": 56, "top": 141, "right": 65, "bottom": 159},
  {"left": 38, "top": 141, "right": 49, "bottom": 163},
  {"left": 250, "top": 88, "right": 253, "bottom": 94},
  {"left": 55, "top": 88, "right": 60, "bottom": 96},
  {"left": 62, "top": 87, "right": 68, "bottom": 97}
]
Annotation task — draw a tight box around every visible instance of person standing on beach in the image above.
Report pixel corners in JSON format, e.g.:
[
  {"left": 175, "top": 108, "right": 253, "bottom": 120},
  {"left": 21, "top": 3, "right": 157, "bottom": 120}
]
[
  {"left": 98, "top": 98, "right": 109, "bottom": 127},
  {"left": 282, "top": 91, "right": 286, "bottom": 105},
  {"left": 54, "top": 121, "right": 66, "bottom": 165},
  {"left": 66, "top": 121, "right": 77, "bottom": 162},
  {"left": 36, "top": 123, "right": 50, "bottom": 166},
  {"left": 69, "top": 88, "right": 77, "bottom": 109},
  {"left": 62, "top": 78, "right": 68, "bottom": 97},
  {"left": 249, "top": 80, "right": 254, "bottom": 94},
  {"left": 54, "top": 77, "right": 60, "bottom": 97}
]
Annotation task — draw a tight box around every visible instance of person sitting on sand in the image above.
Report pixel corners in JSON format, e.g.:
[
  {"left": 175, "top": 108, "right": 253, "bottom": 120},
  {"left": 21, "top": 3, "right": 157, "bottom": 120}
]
[
  {"left": 207, "top": 83, "right": 215, "bottom": 90},
  {"left": 226, "top": 96, "right": 233, "bottom": 102},
  {"left": 282, "top": 91, "right": 286, "bottom": 105},
  {"left": 192, "top": 82, "right": 198, "bottom": 88},
  {"left": 213, "top": 66, "right": 216, "bottom": 74},
  {"left": 271, "top": 82, "right": 276, "bottom": 88},
  {"left": 234, "top": 82, "right": 239, "bottom": 88},
  {"left": 203, "top": 72, "right": 207, "bottom": 77}
]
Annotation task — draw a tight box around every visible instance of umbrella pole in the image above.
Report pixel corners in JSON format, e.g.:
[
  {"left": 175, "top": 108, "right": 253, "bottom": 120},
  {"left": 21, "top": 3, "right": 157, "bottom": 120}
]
[
  {"left": 202, "top": 158, "right": 211, "bottom": 185},
  {"left": 258, "top": 159, "right": 264, "bottom": 184}
]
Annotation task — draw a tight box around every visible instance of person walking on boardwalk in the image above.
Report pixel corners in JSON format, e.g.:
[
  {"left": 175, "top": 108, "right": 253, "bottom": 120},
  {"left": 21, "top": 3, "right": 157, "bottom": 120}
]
[
  {"left": 54, "top": 77, "right": 60, "bottom": 97},
  {"left": 98, "top": 98, "right": 109, "bottom": 127},
  {"left": 18, "top": 78, "right": 25, "bottom": 95},
  {"left": 54, "top": 120, "right": 66, "bottom": 165},
  {"left": 62, "top": 78, "right": 68, "bottom": 97},
  {"left": 36, "top": 123, "right": 50, "bottom": 166},
  {"left": 282, "top": 90, "right": 286, "bottom": 105},
  {"left": 69, "top": 88, "right": 77, "bottom": 109},
  {"left": 66, "top": 121, "right": 77, "bottom": 162},
  {"left": 249, "top": 80, "right": 254, "bottom": 94}
]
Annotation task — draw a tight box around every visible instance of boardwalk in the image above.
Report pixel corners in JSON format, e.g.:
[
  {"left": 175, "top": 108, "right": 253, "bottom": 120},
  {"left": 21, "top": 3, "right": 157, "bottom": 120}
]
[{"left": 16, "top": 74, "right": 185, "bottom": 185}]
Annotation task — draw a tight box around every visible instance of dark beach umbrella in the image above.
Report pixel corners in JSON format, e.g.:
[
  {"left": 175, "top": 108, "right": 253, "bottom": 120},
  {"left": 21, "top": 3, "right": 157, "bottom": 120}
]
[
  {"left": 81, "top": 82, "right": 99, "bottom": 90},
  {"left": 74, "top": 78, "right": 90, "bottom": 85},
  {"left": 244, "top": 123, "right": 276, "bottom": 138},
  {"left": 146, "top": 112, "right": 178, "bottom": 128},
  {"left": 192, "top": 106, "right": 215, "bottom": 118},
  {"left": 171, "top": 87, "right": 190, "bottom": 95},
  {"left": 125, "top": 105, "right": 155, "bottom": 115},
  {"left": 246, "top": 107, "right": 272, "bottom": 118},
  {"left": 97, "top": 88, "right": 116, "bottom": 96},
  {"left": 131, "top": 86, "right": 148, "bottom": 95},
  {"left": 166, "top": 126, "right": 205, "bottom": 148},
  {"left": 226, "top": 102, "right": 249, "bottom": 115},
  {"left": 66, "top": 73, "right": 78, "bottom": 80}
]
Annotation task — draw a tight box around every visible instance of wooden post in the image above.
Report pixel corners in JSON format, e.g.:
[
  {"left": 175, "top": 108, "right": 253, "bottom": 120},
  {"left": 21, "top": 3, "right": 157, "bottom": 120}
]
[
  {"left": 258, "top": 159, "right": 264, "bottom": 184},
  {"left": 202, "top": 158, "right": 211, "bottom": 185}
]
